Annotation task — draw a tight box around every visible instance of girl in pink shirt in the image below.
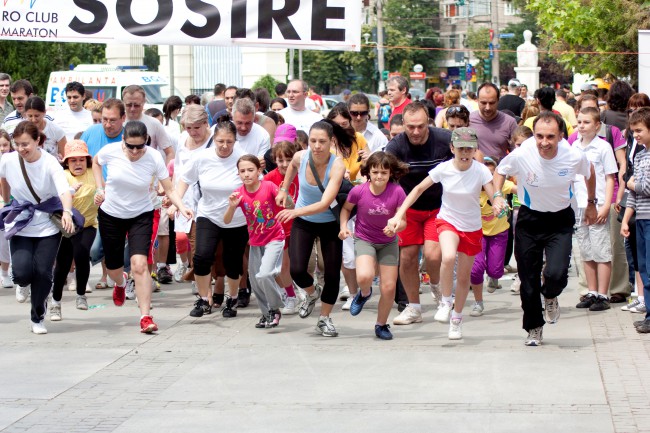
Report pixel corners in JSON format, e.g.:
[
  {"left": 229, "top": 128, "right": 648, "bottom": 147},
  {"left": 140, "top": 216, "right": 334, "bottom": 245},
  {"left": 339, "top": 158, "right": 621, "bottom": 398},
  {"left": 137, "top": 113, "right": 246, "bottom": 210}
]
[{"left": 224, "top": 155, "right": 286, "bottom": 328}]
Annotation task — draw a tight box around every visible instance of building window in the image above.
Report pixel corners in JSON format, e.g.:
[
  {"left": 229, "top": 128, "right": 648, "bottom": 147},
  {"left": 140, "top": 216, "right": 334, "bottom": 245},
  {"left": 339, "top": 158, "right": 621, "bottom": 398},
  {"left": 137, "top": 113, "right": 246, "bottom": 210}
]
[
  {"left": 471, "top": 0, "right": 490, "bottom": 16},
  {"left": 504, "top": 1, "right": 520, "bottom": 15},
  {"left": 443, "top": 3, "right": 459, "bottom": 18}
]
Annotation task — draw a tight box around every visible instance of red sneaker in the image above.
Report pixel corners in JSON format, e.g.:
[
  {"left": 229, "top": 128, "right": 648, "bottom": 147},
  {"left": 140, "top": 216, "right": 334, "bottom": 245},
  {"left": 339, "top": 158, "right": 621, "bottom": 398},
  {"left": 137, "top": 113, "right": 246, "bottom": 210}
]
[
  {"left": 112, "top": 271, "right": 127, "bottom": 306},
  {"left": 140, "top": 315, "right": 158, "bottom": 334}
]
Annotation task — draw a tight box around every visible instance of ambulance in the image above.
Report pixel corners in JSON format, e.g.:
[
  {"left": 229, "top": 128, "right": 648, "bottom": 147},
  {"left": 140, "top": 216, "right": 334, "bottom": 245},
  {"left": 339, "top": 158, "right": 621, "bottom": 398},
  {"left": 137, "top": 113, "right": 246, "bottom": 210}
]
[{"left": 46, "top": 65, "right": 179, "bottom": 112}]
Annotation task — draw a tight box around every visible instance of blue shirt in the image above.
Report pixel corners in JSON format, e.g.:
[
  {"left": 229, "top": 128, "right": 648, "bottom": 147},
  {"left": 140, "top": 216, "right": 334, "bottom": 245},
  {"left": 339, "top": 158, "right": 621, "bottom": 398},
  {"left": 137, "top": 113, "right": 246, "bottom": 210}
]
[
  {"left": 81, "top": 124, "right": 123, "bottom": 179},
  {"left": 296, "top": 150, "right": 337, "bottom": 223}
]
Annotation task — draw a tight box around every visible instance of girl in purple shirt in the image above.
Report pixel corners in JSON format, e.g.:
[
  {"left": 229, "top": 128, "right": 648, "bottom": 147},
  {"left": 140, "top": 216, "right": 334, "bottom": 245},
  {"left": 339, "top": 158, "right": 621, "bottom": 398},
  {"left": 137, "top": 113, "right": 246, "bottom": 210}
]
[{"left": 339, "top": 152, "right": 408, "bottom": 340}]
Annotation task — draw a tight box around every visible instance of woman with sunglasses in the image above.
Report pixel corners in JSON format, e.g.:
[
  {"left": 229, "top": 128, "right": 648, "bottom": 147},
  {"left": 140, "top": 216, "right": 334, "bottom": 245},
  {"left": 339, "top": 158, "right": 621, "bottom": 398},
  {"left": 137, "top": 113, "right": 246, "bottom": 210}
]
[
  {"left": 444, "top": 104, "right": 471, "bottom": 131},
  {"left": 93, "top": 121, "right": 192, "bottom": 334}
]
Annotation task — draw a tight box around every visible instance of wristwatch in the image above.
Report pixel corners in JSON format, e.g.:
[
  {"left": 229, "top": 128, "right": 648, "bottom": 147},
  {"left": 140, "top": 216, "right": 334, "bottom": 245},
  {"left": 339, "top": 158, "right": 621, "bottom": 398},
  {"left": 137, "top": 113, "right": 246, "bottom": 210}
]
[
  {"left": 63, "top": 209, "right": 73, "bottom": 216},
  {"left": 587, "top": 198, "right": 598, "bottom": 205}
]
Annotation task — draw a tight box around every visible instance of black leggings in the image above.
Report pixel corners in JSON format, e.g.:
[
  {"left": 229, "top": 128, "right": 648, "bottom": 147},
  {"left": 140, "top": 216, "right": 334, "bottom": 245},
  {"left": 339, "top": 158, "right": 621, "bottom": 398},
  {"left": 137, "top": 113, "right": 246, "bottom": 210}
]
[
  {"left": 52, "top": 226, "right": 97, "bottom": 301},
  {"left": 289, "top": 217, "right": 342, "bottom": 306},
  {"left": 193, "top": 217, "right": 248, "bottom": 279}
]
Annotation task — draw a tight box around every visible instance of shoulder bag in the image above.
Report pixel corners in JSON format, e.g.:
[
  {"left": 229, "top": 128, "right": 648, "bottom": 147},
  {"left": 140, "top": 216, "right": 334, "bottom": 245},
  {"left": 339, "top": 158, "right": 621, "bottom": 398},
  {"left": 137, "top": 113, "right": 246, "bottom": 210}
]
[{"left": 308, "top": 152, "right": 354, "bottom": 223}]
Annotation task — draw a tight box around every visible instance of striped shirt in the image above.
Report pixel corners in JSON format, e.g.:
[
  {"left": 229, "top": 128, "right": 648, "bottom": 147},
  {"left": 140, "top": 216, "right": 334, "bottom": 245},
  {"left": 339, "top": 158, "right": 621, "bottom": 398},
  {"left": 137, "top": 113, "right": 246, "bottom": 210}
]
[
  {"left": 2, "top": 110, "right": 54, "bottom": 136},
  {"left": 626, "top": 148, "right": 650, "bottom": 220}
]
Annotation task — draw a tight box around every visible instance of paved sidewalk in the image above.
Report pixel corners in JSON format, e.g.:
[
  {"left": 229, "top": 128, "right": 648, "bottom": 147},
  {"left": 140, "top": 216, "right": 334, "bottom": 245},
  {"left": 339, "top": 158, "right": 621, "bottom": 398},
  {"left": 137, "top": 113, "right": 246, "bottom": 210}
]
[{"left": 1, "top": 267, "right": 649, "bottom": 433}]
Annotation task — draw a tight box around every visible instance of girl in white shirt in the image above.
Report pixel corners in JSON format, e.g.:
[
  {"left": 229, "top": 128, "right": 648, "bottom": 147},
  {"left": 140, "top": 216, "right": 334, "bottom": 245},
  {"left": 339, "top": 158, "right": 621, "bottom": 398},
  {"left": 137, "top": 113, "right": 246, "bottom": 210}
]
[
  {"left": 93, "top": 121, "right": 192, "bottom": 334},
  {"left": 387, "top": 127, "right": 506, "bottom": 340}
]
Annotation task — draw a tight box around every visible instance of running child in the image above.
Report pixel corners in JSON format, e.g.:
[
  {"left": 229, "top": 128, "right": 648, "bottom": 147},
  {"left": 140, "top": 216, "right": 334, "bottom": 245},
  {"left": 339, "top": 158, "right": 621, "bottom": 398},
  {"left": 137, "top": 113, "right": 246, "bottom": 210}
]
[
  {"left": 224, "top": 155, "right": 286, "bottom": 328},
  {"left": 387, "top": 128, "right": 506, "bottom": 340},
  {"left": 338, "top": 151, "right": 408, "bottom": 340}
]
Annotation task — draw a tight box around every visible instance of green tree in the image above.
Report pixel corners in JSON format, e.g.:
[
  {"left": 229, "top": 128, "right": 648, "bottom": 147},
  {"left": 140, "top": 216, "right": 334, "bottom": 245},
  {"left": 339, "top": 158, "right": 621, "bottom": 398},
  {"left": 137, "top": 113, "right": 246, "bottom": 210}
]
[
  {"left": 299, "top": 50, "right": 349, "bottom": 94},
  {"left": 0, "top": 41, "right": 105, "bottom": 95},
  {"left": 466, "top": 27, "right": 491, "bottom": 82},
  {"left": 526, "top": 0, "right": 650, "bottom": 81},
  {"left": 252, "top": 74, "right": 281, "bottom": 98},
  {"left": 143, "top": 45, "right": 159, "bottom": 71}
]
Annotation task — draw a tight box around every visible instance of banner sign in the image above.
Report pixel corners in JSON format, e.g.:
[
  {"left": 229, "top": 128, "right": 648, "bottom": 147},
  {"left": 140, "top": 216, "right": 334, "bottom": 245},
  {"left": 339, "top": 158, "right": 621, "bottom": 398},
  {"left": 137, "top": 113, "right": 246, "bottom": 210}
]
[{"left": 0, "top": 0, "right": 361, "bottom": 51}]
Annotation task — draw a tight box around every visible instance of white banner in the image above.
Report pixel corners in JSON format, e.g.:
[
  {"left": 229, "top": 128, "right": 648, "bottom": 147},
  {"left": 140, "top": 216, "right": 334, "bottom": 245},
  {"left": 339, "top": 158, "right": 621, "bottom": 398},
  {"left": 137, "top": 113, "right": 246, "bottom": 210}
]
[{"left": 0, "top": 0, "right": 361, "bottom": 51}]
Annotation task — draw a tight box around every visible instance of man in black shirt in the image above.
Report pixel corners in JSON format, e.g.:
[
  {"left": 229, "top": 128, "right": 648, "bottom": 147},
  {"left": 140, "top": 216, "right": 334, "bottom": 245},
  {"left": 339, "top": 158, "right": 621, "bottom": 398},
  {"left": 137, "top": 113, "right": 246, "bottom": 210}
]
[
  {"left": 497, "top": 79, "right": 526, "bottom": 117},
  {"left": 386, "top": 101, "right": 453, "bottom": 325}
]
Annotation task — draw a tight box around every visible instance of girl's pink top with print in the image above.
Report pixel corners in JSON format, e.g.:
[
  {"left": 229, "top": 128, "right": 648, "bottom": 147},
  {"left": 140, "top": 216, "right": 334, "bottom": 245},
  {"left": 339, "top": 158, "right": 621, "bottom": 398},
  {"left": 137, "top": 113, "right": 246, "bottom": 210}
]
[
  {"left": 347, "top": 182, "right": 406, "bottom": 244},
  {"left": 236, "top": 180, "right": 285, "bottom": 246},
  {"left": 264, "top": 168, "right": 299, "bottom": 237}
]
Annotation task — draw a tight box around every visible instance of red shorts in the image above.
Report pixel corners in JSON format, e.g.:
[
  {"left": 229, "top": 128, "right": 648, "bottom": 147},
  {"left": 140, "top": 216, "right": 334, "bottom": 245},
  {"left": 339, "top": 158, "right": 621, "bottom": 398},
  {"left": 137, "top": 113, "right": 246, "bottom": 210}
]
[
  {"left": 398, "top": 208, "right": 440, "bottom": 247},
  {"left": 435, "top": 218, "right": 483, "bottom": 256},
  {"left": 148, "top": 209, "right": 161, "bottom": 265}
]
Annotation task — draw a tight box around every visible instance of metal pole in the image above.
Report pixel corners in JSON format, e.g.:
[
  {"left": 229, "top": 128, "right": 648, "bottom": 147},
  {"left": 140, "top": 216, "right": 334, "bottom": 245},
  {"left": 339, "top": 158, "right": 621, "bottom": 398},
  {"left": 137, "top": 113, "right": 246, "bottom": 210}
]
[
  {"left": 492, "top": 0, "right": 500, "bottom": 85},
  {"left": 376, "top": 0, "right": 385, "bottom": 92},
  {"left": 299, "top": 49, "right": 303, "bottom": 80},
  {"left": 169, "top": 45, "right": 175, "bottom": 96},
  {"left": 288, "top": 48, "right": 295, "bottom": 81}
]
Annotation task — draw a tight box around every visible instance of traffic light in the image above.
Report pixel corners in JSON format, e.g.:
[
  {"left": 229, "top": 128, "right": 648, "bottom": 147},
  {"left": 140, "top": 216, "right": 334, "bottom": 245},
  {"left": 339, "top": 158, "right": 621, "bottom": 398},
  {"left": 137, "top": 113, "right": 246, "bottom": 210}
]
[
  {"left": 382, "top": 70, "right": 389, "bottom": 80},
  {"left": 483, "top": 58, "right": 492, "bottom": 78}
]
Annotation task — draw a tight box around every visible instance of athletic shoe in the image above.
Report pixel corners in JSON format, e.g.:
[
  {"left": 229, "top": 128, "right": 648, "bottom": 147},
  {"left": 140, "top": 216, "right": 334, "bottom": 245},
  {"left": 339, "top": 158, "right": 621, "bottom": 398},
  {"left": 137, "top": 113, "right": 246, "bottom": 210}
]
[
  {"left": 237, "top": 287, "right": 251, "bottom": 308},
  {"left": 434, "top": 302, "right": 453, "bottom": 323},
  {"left": 504, "top": 264, "right": 517, "bottom": 273},
  {"left": 50, "top": 304, "right": 62, "bottom": 321},
  {"left": 280, "top": 296, "right": 299, "bottom": 315},
  {"left": 15, "top": 285, "right": 29, "bottom": 303},
  {"left": 316, "top": 316, "right": 338, "bottom": 337},
  {"left": 222, "top": 296, "right": 238, "bottom": 318},
  {"left": 487, "top": 277, "right": 501, "bottom": 293},
  {"left": 191, "top": 282, "right": 199, "bottom": 296},
  {"left": 350, "top": 289, "right": 372, "bottom": 316},
  {"left": 190, "top": 298, "right": 211, "bottom": 317},
  {"left": 622, "top": 298, "right": 641, "bottom": 311},
  {"left": 140, "top": 315, "right": 158, "bottom": 333},
  {"left": 470, "top": 302, "right": 484, "bottom": 317},
  {"left": 84, "top": 283, "right": 92, "bottom": 294},
  {"left": 633, "top": 319, "right": 648, "bottom": 327},
  {"left": 448, "top": 317, "right": 463, "bottom": 340},
  {"left": 341, "top": 297, "right": 353, "bottom": 311},
  {"left": 374, "top": 324, "right": 393, "bottom": 340},
  {"left": 524, "top": 327, "right": 543, "bottom": 346},
  {"left": 576, "top": 293, "right": 597, "bottom": 309},
  {"left": 151, "top": 277, "right": 161, "bottom": 293},
  {"left": 67, "top": 271, "right": 77, "bottom": 291},
  {"left": 339, "top": 286, "right": 350, "bottom": 301},
  {"left": 266, "top": 309, "right": 281, "bottom": 328},
  {"left": 125, "top": 278, "right": 136, "bottom": 300},
  {"left": 636, "top": 322, "right": 650, "bottom": 333},
  {"left": 397, "top": 302, "right": 407, "bottom": 312},
  {"left": 392, "top": 305, "right": 423, "bottom": 325},
  {"left": 255, "top": 315, "right": 268, "bottom": 328},
  {"left": 510, "top": 274, "right": 521, "bottom": 294},
  {"left": 630, "top": 301, "right": 647, "bottom": 314},
  {"left": 299, "top": 285, "right": 321, "bottom": 318},
  {"left": 174, "top": 264, "right": 187, "bottom": 282},
  {"left": 589, "top": 297, "right": 611, "bottom": 312},
  {"left": 430, "top": 283, "right": 441, "bottom": 306},
  {"left": 1, "top": 274, "right": 13, "bottom": 288},
  {"left": 30, "top": 320, "right": 47, "bottom": 334},
  {"left": 113, "top": 272, "right": 128, "bottom": 306},
  {"left": 76, "top": 295, "right": 88, "bottom": 311},
  {"left": 544, "top": 297, "right": 560, "bottom": 324},
  {"left": 157, "top": 266, "right": 173, "bottom": 284}
]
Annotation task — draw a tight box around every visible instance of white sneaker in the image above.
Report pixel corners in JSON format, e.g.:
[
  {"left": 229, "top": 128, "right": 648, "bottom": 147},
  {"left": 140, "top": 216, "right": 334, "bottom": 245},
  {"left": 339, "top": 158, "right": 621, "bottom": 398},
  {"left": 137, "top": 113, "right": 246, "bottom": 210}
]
[
  {"left": 339, "top": 286, "right": 350, "bottom": 301},
  {"left": 341, "top": 297, "right": 353, "bottom": 310},
  {"left": 544, "top": 297, "right": 560, "bottom": 324},
  {"left": 510, "top": 274, "right": 521, "bottom": 294},
  {"left": 622, "top": 298, "right": 641, "bottom": 311},
  {"left": 470, "top": 302, "right": 484, "bottom": 317},
  {"left": 281, "top": 296, "right": 299, "bottom": 315},
  {"left": 50, "top": 304, "right": 62, "bottom": 321},
  {"left": 16, "top": 285, "right": 29, "bottom": 303},
  {"left": 125, "top": 278, "right": 136, "bottom": 300},
  {"left": 84, "top": 283, "right": 92, "bottom": 293},
  {"left": 434, "top": 302, "right": 453, "bottom": 323},
  {"left": 430, "top": 283, "right": 441, "bottom": 307},
  {"left": 392, "top": 305, "right": 423, "bottom": 325},
  {"left": 30, "top": 320, "right": 47, "bottom": 334},
  {"left": 525, "top": 327, "right": 543, "bottom": 346},
  {"left": 1, "top": 274, "right": 13, "bottom": 288},
  {"left": 67, "top": 271, "right": 77, "bottom": 292},
  {"left": 174, "top": 263, "right": 187, "bottom": 282},
  {"left": 448, "top": 317, "right": 463, "bottom": 340}
]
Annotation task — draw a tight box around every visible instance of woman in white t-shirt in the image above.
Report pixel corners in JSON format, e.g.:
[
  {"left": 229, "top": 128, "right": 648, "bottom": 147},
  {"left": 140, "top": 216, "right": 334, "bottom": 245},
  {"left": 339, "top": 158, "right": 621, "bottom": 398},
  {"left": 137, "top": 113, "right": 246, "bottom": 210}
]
[
  {"left": 176, "top": 120, "right": 248, "bottom": 319},
  {"left": 162, "top": 95, "right": 182, "bottom": 146},
  {"left": 0, "top": 121, "right": 75, "bottom": 335},
  {"left": 166, "top": 105, "right": 213, "bottom": 283},
  {"left": 387, "top": 127, "right": 506, "bottom": 341},
  {"left": 24, "top": 96, "right": 67, "bottom": 159},
  {"left": 93, "top": 121, "right": 192, "bottom": 334}
]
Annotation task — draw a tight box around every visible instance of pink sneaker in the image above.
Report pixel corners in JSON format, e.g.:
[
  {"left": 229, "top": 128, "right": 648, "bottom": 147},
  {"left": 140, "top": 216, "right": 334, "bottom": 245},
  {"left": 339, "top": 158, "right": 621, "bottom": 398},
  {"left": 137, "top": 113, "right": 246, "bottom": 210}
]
[{"left": 112, "top": 272, "right": 127, "bottom": 306}]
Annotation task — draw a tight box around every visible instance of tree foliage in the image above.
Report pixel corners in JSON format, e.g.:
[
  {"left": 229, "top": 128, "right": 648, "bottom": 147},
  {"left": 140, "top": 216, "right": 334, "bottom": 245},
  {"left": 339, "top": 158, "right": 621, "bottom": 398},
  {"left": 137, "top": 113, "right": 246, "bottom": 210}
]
[
  {"left": 466, "top": 27, "right": 491, "bottom": 81},
  {"left": 0, "top": 42, "right": 105, "bottom": 96},
  {"left": 526, "top": 0, "right": 649, "bottom": 81},
  {"left": 252, "top": 74, "right": 281, "bottom": 98}
]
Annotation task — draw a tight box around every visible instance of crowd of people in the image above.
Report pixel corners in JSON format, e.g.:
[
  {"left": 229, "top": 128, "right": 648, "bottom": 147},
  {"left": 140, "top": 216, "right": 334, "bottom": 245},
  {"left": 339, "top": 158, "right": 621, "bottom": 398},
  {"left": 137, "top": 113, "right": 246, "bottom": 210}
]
[{"left": 1, "top": 71, "right": 649, "bottom": 345}]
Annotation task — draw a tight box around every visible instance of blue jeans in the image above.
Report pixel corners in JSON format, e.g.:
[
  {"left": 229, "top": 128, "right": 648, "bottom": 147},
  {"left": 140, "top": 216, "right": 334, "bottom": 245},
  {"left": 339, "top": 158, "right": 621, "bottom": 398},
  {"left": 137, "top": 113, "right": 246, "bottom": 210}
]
[{"left": 635, "top": 219, "right": 650, "bottom": 320}]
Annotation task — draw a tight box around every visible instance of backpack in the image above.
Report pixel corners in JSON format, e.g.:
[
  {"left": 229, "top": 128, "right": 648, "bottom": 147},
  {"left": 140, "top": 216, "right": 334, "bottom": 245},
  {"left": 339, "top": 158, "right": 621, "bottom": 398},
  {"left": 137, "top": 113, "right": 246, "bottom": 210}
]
[{"left": 379, "top": 103, "right": 391, "bottom": 123}]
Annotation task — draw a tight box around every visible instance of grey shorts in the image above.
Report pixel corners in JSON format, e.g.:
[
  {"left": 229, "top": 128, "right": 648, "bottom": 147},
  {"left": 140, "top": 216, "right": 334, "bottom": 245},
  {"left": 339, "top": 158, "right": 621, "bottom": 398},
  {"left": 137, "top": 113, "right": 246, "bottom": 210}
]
[{"left": 354, "top": 237, "right": 399, "bottom": 266}]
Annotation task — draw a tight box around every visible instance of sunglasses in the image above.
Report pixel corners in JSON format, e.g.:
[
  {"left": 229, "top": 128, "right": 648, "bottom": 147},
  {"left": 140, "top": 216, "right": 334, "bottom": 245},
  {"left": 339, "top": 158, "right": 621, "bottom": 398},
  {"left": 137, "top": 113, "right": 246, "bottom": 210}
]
[
  {"left": 125, "top": 141, "right": 146, "bottom": 150},
  {"left": 447, "top": 105, "right": 467, "bottom": 115},
  {"left": 350, "top": 110, "right": 369, "bottom": 117}
]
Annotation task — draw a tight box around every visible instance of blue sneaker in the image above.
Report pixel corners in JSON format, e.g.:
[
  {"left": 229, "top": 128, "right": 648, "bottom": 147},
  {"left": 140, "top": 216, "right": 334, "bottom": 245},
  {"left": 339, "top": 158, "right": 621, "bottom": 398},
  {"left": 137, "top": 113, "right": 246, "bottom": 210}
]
[
  {"left": 374, "top": 324, "right": 393, "bottom": 340},
  {"left": 350, "top": 288, "right": 372, "bottom": 316}
]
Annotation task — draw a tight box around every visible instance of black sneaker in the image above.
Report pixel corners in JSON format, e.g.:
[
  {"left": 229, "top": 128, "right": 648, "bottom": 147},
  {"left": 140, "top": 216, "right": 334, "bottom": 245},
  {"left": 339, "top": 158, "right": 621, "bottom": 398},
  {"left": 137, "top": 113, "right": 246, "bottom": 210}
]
[
  {"left": 589, "top": 297, "right": 611, "bottom": 311},
  {"left": 157, "top": 266, "right": 173, "bottom": 284},
  {"left": 636, "top": 322, "right": 650, "bottom": 333},
  {"left": 266, "top": 309, "right": 281, "bottom": 328},
  {"left": 255, "top": 315, "right": 268, "bottom": 328},
  {"left": 190, "top": 298, "right": 211, "bottom": 317},
  {"left": 634, "top": 319, "right": 649, "bottom": 327},
  {"left": 576, "top": 293, "right": 597, "bottom": 309},
  {"left": 237, "top": 287, "right": 251, "bottom": 308},
  {"left": 222, "top": 296, "right": 238, "bottom": 318}
]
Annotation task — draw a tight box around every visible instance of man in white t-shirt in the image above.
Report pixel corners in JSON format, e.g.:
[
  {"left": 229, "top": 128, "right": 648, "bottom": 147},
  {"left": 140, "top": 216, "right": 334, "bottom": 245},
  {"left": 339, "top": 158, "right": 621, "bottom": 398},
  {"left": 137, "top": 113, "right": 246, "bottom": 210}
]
[
  {"left": 2, "top": 79, "right": 53, "bottom": 136},
  {"left": 279, "top": 80, "right": 323, "bottom": 132},
  {"left": 232, "top": 98, "right": 270, "bottom": 168},
  {"left": 348, "top": 93, "right": 388, "bottom": 153},
  {"left": 494, "top": 112, "right": 597, "bottom": 347},
  {"left": 54, "top": 81, "right": 94, "bottom": 141}
]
